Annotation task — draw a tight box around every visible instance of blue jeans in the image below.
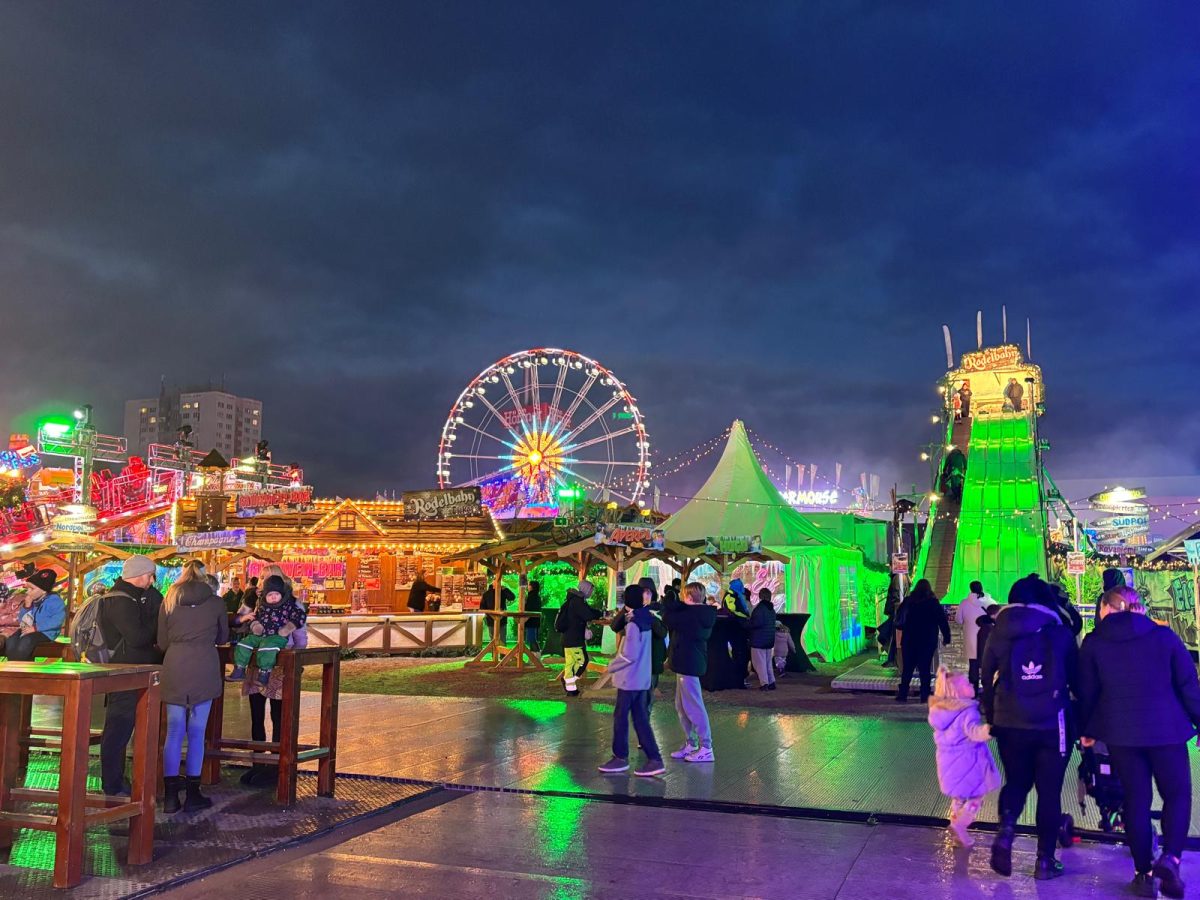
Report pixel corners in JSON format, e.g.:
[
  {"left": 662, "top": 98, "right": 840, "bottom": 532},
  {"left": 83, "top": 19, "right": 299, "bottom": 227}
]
[
  {"left": 164, "top": 700, "right": 212, "bottom": 778},
  {"left": 612, "top": 689, "right": 660, "bottom": 761},
  {"left": 525, "top": 624, "right": 539, "bottom": 649}
]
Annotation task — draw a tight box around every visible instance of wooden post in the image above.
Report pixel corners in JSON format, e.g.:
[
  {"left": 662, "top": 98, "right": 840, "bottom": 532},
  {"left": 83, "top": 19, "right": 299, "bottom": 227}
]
[
  {"left": 317, "top": 654, "right": 339, "bottom": 796},
  {"left": 127, "top": 677, "right": 160, "bottom": 865},
  {"left": 278, "top": 652, "right": 302, "bottom": 806},
  {"left": 0, "top": 694, "right": 19, "bottom": 850},
  {"left": 54, "top": 680, "right": 90, "bottom": 888}
]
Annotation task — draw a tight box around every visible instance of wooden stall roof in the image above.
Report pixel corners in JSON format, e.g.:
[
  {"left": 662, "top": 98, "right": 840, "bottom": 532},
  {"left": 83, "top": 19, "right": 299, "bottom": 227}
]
[{"left": 175, "top": 496, "right": 504, "bottom": 549}]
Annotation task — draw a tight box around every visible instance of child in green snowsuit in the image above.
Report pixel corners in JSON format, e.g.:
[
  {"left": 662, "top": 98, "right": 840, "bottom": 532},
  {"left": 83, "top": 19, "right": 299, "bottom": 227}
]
[{"left": 227, "top": 575, "right": 306, "bottom": 687}]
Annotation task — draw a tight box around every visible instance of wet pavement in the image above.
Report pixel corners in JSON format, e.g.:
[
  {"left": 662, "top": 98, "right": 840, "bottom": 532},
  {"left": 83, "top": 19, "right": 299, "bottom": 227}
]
[
  {"left": 166, "top": 789, "right": 1186, "bottom": 899},
  {"left": 203, "top": 682, "right": 1200, "bottom": 836}
]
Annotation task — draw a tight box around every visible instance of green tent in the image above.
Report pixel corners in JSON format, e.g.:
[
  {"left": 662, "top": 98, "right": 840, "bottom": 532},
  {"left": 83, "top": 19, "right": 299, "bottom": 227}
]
[{"left": 663, "top": 421, "right": 866, "bottom": 662}]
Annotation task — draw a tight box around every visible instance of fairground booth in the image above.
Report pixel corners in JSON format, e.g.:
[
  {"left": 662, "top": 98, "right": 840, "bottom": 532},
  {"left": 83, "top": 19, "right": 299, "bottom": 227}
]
[
  {"left": 174, "top": 488, "right": 502, "bottom": 653},
  {"left": 660, "top": 421, "right": 882, "bottom": 663}
]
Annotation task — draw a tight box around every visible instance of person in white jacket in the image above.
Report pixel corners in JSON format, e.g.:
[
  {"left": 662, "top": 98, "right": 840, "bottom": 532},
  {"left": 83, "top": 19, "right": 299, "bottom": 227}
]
[{"left": 956, "top": 581, "right": 993, "bottom": 689}]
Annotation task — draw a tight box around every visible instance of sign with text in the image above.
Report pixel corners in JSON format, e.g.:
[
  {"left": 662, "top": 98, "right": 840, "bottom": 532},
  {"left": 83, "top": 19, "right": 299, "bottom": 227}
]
[
  {"left": 1185, "top": 540, "right": 1200, "bottom": 568},
  {"left": 704, "top": 535, "right": 763, "bottom": 555},
  {"left": 890, "top": 553, "right": 909, "bottom": 575},
  {"left": 959, "top": 344, "right": 1023, "bottom": 373},
  {"left": 403, "top": 487, "right": 482, "bottom": 521},
  {"left": 594, "top": 524, "right": 665, "bottom": 549},
  {"left": 1066, "top": 551, "right": 1086, "bottom": 576},
  {"left": 235, "top": 485, "right": 313, "bottom": 518},
  {"left": 176, "top": 529, "right": 247, "bottom": 551}
]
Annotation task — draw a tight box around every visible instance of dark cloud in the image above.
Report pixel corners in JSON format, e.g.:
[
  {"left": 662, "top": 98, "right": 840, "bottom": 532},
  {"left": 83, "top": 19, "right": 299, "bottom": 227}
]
[{"left": 1, "top": 3, "right": 1196, "bottom": 497}]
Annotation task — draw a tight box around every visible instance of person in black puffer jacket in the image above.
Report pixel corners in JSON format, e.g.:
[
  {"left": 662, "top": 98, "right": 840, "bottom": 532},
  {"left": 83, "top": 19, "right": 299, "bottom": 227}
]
[
  {"left": 559, "top": 581, "right": 601, "bottom": 695},
  {"left": 1078, "top": 585, "right": 1200, "bottom": 898},
  {"left": 748, "top": 588, "right": 777, "bottom": 690},
  {"left": 895, "top": 579, "right": 951, "bottom": 703},
  {"left": 981, "top": 575, "right": 1079, "bottom": 882}
]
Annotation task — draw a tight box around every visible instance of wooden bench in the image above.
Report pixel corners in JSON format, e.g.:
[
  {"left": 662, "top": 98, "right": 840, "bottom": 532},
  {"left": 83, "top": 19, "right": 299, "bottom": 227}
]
[
  {"left": 0, "top": 661, "right": 160, "bottom": 889},
  {"left": 202, "top": 646, "right": 339, "bottom": 806}
]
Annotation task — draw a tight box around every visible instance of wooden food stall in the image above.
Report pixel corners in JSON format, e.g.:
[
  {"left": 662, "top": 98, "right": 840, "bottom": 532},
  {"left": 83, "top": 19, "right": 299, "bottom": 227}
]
[{"left": 174, "top": 495, "right": 502, "bottom": 653}]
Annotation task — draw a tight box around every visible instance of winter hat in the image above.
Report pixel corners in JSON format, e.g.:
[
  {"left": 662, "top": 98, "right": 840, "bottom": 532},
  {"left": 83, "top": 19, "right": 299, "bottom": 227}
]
[
  {"left": 24, "top": 568, "right": 58, "bottom": 593},
  {"left": 1101, "top": 568, "right": 1125, "bottom": 591},
  {"left": 623, "top": 583, "right": 646, "bottom": 609},
  {"left": 576, "top": 580, "right": 595, "bottom": 600},
  {"left": 729, "top": 578, "right": 745, "bottom": 597},
  {"left": 1007, "top": 575, "right": 1040, "bottom": 606},
  {"left": 262, "top": 575, "right": 288, "bottom": 598},
  {"left": 121, "top": 555, "right": 156, "bottom": 580},
  {"left": 637, "top": 576, "right": 657, "bottom": 603}
]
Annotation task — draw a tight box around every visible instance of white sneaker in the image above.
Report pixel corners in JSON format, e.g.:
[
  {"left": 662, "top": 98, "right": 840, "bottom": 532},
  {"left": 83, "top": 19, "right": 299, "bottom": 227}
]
[
  {"left": 684, "top": 746, "right": 715, "bottom": 763},
  {"left": 670, "top": 743, "right": 698, "bottom": 760}
]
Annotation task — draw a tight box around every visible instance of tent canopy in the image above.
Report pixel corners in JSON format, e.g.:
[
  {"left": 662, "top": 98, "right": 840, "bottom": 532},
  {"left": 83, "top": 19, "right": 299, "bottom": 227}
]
[{"left": 663, "top": 420, "right": 852, "bottom": 550}]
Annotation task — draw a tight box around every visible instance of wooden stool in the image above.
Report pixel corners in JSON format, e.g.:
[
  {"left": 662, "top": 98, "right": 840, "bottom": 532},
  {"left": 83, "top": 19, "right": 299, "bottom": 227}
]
[
  {"left": 202, "top": 646, "right": 339, "bottom": 806},
  {"left": 0, "top": 661, "right": 160, "bottom": 889}
]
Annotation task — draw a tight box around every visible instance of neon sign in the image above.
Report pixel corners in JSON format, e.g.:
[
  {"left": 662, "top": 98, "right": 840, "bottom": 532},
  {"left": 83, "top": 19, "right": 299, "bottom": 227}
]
[
  {"left": 960, "top": 344, "right": 1023, "bottom": 372},
  {"left": 784, "top": 489, "right": 840, "bottom": 506}
]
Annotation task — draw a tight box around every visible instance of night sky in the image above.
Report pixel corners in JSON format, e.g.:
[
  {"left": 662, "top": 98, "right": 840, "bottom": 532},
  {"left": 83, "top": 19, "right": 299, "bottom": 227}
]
[{"left": 2, "top": 4, "right": 1197, "bottom": 500}]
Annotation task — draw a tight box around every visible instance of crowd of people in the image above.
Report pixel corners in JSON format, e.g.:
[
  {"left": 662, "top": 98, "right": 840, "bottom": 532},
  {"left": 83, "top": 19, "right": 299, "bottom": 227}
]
[
  {"left": 915, "top": 569, "right": 1200, "bottom": 898},
  {"left": 0, "top": 557, "right": 311, "bottom": 811}
]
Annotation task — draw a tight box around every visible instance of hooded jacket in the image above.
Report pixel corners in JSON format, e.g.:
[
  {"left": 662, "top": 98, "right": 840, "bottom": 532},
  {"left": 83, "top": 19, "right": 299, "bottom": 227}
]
[
  {"left": 928, "top": 697, "right": 1001, "bottom": 799},
  {"left": 98, "top": 579, "right": 163, "bottom": 664},
  {"left": 560, "top": 588, "right": 601, "bottom": 649},
  {"left": 661, "top": 590, "right": 717, "bottom": 677},
  {"left": 607, "top": 613, "right": 653, "bottom": 691},
  {"left": 158, "top": 580, "right": 229, "bottom": 707},
  {"left": 975, "top": 612, "right": 997, "bottom": 661},
  {"left": 1078, "top": 611, "right": 1200, "bottom": 747},
  {"left": 16, "top": 591, "right": 67, "bottom": 642},
  {"left": 980, "top": 603, "right": 1078, "bottom": 730}
]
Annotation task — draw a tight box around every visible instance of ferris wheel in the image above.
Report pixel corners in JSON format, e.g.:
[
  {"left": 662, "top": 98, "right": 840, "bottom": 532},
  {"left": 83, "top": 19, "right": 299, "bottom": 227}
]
[{"left": 436, "top": 349, "right": 651, "bottom": 517}]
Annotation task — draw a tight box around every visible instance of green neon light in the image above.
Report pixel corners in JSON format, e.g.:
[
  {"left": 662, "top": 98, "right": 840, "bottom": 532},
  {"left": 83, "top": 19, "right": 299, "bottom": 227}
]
[{"left": 38, "top": 419, "right": 74, "bottom": 439}]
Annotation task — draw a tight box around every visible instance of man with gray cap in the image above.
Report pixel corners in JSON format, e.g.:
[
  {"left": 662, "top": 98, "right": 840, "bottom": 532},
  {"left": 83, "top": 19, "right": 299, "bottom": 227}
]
[{"left": 97, "top": 555, "right": 164, "bottom": 795}]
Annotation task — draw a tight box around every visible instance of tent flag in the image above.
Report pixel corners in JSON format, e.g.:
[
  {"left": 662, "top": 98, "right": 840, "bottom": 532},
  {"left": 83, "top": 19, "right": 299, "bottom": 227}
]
[
  {"left": 810, "top": 464, "right": 818, "bottom": 490},
  {"left": 835, "top": 463, "right": 842, "bottom": 487}
]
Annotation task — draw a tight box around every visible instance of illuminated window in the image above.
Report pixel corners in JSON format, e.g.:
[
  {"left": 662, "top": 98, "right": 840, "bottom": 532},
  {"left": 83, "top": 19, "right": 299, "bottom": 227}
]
[
  {"left": 149, "top": 416, "right": 157, "bottom": 423},
  {"left": 140, "top": 407, "right": 148, "bottom": 414},
  {"left": 337, "top": 513, "right": 356, "bottom": 531}
]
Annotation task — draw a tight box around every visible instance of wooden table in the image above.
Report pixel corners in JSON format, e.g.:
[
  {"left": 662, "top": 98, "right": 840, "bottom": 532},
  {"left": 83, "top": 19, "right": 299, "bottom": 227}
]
[
  {"left": 465, "top": 611, "right": 545, "bottom": 671},
  {"left": 202, "top": 646, "right": 339, "bottom": 807},
  {"left": 0, "top": 661, "right": 161, "bottom": 889}
]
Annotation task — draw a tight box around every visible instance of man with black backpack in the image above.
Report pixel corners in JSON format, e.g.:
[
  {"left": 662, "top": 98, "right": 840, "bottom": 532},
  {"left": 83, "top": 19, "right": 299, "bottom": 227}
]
[
  {"left": 980, "top": 574, "right": 1079, "bottom": 882},
  {"left": 96, "top": 555, "right": 164, "bottom": 796}
]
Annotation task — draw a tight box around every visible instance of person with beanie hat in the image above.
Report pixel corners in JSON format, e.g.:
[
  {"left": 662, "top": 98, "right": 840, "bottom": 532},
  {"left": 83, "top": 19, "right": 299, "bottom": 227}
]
[
  {"left": 598, "top": 583, "right": 664, "bottom": 776},
  {"left": 2, "top": 568, "right": 66, "bottom": 661},
  {"left": 558, "top": 580, "right": 601, "bottom": 695},
  {"left": 612, "top": 578, "right": 668, "bottom": 704},
  {"left": 227, "top": 574, "right": 306, "bottom": 686},
  {"left": 1094, "top": 568, "right": 1127, "bottom": 623},
  {"left": 981, "top": 574, "right": 1079, "bottom": 881},
  {"left": 96, "top": 555, "right": 163, "bottom": 795}
]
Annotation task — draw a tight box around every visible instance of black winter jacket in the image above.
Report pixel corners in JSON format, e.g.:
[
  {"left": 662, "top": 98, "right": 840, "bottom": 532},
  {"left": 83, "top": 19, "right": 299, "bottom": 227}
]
[
  {"left": 559, "top": 590, "right": 601, "bottom": 649},
  {"left": 98, "top": 579, "right": 164, "bottom": 665},
  {"left": 1078, "top": 612, "right": 1200, "bottom": 747},
  {"left": 975, "top": 613, "right": 996, "bottom": 661},
  {"left": 980, "top": 604, "right": 1078, "bottom": 730},
  {"left": 661, "top": 592, "right": 717, "bottom": 677},
  {"left": 897, "top": 594, "right": 951, "bottom": 652},
  {"left": 748, "top": 601, "right": 777, "bottom": 649}
]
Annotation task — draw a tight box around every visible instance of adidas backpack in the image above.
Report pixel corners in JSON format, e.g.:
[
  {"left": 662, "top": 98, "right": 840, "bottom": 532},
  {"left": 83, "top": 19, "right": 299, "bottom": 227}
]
[{"left": 1008, "top": 626, "right": 1064, "bottom": 723}]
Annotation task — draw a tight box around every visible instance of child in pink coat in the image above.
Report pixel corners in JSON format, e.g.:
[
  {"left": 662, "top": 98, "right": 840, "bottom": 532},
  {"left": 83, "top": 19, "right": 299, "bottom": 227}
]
[{"left": 928, "top": 667, "right": 1000, "bottom": 847}]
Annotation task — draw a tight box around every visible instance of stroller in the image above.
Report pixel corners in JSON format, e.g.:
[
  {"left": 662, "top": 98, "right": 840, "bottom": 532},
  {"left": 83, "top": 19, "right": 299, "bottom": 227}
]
[{"left": 1069, "top": 739, "right": 1160, "bottom": 848}]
